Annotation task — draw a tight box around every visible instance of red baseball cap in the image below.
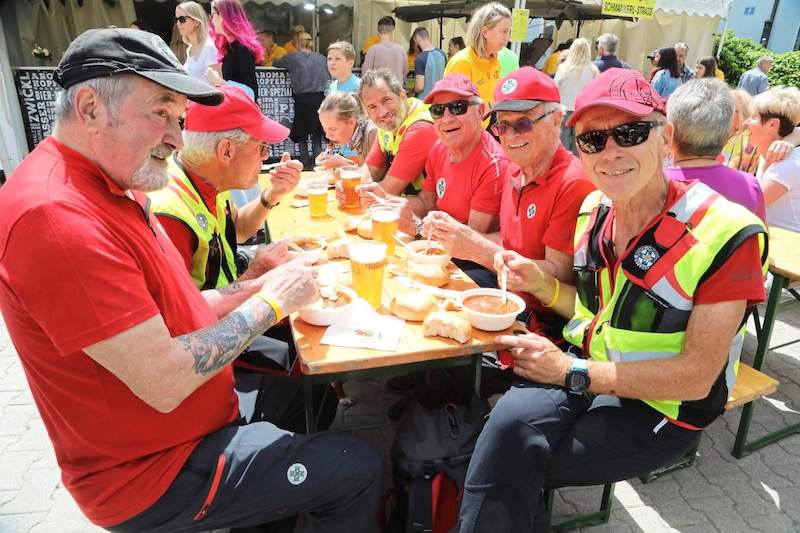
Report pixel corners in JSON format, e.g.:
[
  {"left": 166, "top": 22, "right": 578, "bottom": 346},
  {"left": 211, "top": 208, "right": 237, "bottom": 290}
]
[
  {"left": 484, "top": 67, "right": 561, "bottom": 119},
  {"left": 423, "top": 73, "right": 480, "bottom": 104},
  {"left": 184, "top": 85, "right": 289, "bottom": 143},
  {"left": 566, "top": 68, "right": 666, "bottom": 127}
]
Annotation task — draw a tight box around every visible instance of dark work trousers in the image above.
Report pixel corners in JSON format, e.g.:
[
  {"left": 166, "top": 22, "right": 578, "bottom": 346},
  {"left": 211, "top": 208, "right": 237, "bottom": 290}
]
[
  {"left": 107, "top": 374, "right": 383, "bottom": 533},
  {"left": 458, "top": 380, "right": 703, "bottom": 533}
]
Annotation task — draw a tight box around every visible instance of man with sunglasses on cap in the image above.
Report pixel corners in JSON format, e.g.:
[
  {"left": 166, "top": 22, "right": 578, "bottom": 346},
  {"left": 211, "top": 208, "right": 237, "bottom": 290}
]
[
  {"left": 458, "top": 68, "right": 768, "bottom": 532},
  {"left": 0, "top": 27, "right": 383, "bottom": 533},
  {"left": 426, "top": 67, "right": 594, "bottom": 350}
]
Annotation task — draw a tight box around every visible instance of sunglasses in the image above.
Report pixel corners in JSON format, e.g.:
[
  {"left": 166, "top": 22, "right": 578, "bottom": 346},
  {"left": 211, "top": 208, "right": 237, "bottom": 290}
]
[
  {"left": 429, "top": 100, "right": 479, "bottom": 119},
  {"left": 247, "top": 139, "right": 270, "bottom": 159},
  {"left": 575, "top": 121, "right": 662, "bottom": 154},
  {"left": 491, "top": 110, "right": 556, "bottom": 136},
  {"left": 174, "top": 16, "right": 191, "bottom": 24}
]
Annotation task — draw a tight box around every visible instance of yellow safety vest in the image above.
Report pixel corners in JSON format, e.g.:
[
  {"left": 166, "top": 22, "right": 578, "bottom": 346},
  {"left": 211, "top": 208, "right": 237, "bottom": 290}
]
[
  {"left": 377, "top": 97, "right": 432, "bottom": 194},
  {"left": 148, "top": 156, "right": 238, "bottom": 290},
  {"left": 564, "top": 181, "right": 768, "bottom": 427}
]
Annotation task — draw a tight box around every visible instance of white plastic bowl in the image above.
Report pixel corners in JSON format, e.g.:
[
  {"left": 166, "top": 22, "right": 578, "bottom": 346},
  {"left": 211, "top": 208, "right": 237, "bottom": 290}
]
[
  {"left": 298, "top": 285, "right": 357, "bottom": 326},
  {"left": 458, "top": 288, "right": 525, "bottom": 331},
  {"left": 404, "top": 240, "right": 452, "bottom": 268},
  {"left": 286, "top": 236, "right": 325, "bottom": 264},
  {"left": 294, "top": 178, "right": 309, "bottom": 197}
]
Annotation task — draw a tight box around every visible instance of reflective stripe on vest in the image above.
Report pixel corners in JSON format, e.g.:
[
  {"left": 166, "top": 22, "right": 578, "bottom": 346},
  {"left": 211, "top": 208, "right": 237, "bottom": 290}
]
[
  {"left": 377, "top": 98, "right": 432, "bottom": 192},
  {"left": 564, "top": 182, "right": 768, "bottom": 426},
  {"left": 147, "top": 156, "right": 238, "bottom": 290}
]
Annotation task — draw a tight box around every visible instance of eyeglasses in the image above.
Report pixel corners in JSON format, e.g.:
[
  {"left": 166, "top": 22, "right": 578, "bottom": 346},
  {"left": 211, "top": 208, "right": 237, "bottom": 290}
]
[
  {"left": 491, "top": 110, "right": 556, "bottom": 136},
  {"left": 174, "top": 16, "right": 190, "bottom": 24},
  {"left": 210, "top": 11, "right": 219, "bottom": 18},
  {"left": 575, "top": 121, "right": 662, "bottom": 154},
  {"left": 247, "top": 139, "right": 270, "bottom": 159},
  {"left": 429, "top": 100, "right": 479, "bottom": 119}
]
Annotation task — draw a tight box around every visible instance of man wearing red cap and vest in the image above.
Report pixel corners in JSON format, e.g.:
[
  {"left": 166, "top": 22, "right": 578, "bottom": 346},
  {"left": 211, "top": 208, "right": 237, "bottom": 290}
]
[{"left": 457, "top": 68, "right": 768, "bottom": 532}]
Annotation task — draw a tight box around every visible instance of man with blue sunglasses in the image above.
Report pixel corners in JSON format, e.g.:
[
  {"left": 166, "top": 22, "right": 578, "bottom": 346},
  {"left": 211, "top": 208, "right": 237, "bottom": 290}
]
[{"left": 458, "top": 68, "right": 768, "bottom": 532}]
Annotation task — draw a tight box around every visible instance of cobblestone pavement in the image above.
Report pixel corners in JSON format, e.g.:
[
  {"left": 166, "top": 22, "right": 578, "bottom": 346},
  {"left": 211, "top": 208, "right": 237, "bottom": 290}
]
[{"left": 1, "top": 300, "right": 799, "bottom": 533}]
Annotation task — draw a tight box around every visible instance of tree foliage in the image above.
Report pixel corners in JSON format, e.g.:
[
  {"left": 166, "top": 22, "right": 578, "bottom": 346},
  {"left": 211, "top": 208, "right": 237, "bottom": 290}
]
[{"left": 716, "top": 30, "right": 800, "bottom": 88}]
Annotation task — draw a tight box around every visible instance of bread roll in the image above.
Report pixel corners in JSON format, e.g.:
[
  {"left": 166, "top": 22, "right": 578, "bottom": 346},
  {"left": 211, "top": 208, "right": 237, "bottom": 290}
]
[
  {"left": 357, "top": 217, "right": 373, "bottom": 239},
  {"left": 327, "top": 238, "right": 352, "bottom": 259},
  {"left": 390, "top": 291, "right": 438, "bottom": 321},
  {"left": 423, "top": 311, "right": 472, "bottom": 343},
  {"left": 344, "top": 216, "right": 360, "bottom": 233},
  {"left": 408, "top": 261, "right": 450, "bottom": 287},
  {"left": 318, "top": 271, "right": 352, "bottom": 288}
]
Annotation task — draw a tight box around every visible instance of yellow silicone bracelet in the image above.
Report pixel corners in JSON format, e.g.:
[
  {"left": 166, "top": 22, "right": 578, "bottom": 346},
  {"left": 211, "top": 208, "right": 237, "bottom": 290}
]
[
  {"left": 542, "top": 278, "right": 561, "bottom": 308},
  {"left": 252, "top": 293, "right": 283, "bottom": 323}
]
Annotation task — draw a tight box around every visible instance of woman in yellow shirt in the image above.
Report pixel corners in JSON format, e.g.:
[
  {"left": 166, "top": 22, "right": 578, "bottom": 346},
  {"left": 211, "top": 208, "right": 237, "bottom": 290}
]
[{"left": 444, "top": 2, "right": 511, "bottom": 116}]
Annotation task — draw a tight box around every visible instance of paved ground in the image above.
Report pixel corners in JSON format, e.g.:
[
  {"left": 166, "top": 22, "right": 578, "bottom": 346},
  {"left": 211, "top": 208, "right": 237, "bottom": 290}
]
[{"left": 1, "top": 298, "right": 799, "bottom": 533}]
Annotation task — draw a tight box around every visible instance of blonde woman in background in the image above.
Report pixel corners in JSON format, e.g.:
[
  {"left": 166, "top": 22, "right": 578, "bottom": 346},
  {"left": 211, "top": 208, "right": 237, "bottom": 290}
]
[
  {"left": 315, "top": 91, "right": 379, "bottom": 169},
  {"left": 444, "top": 2, "right": 511, "bottom": 114},
  {"left": 175, "top": 1, "right": 218, "bottom": 85},
  {"left": 554, "top": 38, "right": 598, "bottom": 155}
]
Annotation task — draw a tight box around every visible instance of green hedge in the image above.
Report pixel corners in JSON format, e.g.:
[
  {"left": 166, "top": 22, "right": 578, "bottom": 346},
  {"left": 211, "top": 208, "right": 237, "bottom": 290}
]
[{"left": 715, "top": 30, "right": 800, "bottom": 88}]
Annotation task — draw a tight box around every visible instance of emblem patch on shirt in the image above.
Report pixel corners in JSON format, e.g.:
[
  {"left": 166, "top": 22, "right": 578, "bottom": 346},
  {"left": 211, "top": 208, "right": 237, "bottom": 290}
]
[
  {"left": 501, "top": 78, "right": 518, "bottom": 94},
  {"left": 436, "top": 177, "right": 446, "bottom": 198},
  {"left": 196, "top": 213, "right": 208, "bottom": 232},
  {"left": 526, "top": 204, "right": 537, "bottom": 219},
  {"left": 633, "top": 245, "right": 659, "bottom": 270},
  {"left": 382, "top": 132, "right": 391, "bottom": 147},
  {"left": 287, "top": 463, "right": 307, "bottom": 485}
]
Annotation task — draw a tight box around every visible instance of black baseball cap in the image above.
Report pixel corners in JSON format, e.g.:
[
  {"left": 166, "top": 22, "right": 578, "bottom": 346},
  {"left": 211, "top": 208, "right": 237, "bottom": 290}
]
[
  {"left": 55, "top": 27, "right": 224, "bottom": 106},
  {"left": 646, "top": 48, "right": 659, "bottom": 59}
]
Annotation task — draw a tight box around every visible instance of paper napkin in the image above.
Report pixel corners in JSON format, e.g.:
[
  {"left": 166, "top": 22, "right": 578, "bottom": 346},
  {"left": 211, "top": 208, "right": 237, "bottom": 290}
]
[{"left": 320, "top": 297, "right": 405, "bottom": 351}]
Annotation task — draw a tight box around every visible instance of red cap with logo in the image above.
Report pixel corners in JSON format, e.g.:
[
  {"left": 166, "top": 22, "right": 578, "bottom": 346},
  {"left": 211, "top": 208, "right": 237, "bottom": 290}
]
[
  {"left": 566, "top": 68, "right": 666, "bottom": 127},
  {"left": 184, "top": 85, "right": 289, "bottom": 143},
  {"left": 424, "top": 73, "right": 480, "bottom": 104},
  {"left": 484, "top": 67, "right": 561, "bottom": 119}
]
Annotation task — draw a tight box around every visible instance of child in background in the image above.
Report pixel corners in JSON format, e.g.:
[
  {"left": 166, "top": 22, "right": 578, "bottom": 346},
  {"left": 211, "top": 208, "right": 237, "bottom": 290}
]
[{"left": 327, "top": 40, "right": 359, "bottom": 93}]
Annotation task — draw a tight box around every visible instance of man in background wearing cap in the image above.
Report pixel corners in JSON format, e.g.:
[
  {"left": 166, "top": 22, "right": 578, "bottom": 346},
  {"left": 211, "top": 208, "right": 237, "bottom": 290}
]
[
  {"left": 346, "top": 68, "right": 437, "bottom": 196},
  {"left": 0, "top": 27, "right": 383, "bottom": 533},
  {"left": 646, "top": 47, "right": 659, "bottom": 81},
  {"left": 427, "top": 67, "right": 594, "bottom": 353},
  {"left": 458, "top": 68, "right": 767, "bottom": 532}
]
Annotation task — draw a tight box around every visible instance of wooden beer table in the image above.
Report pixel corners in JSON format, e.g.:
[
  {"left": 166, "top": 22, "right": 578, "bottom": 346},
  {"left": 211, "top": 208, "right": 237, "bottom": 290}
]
[
  {"left": 733, "top": 225, "right": 800, "bottom": 458},
  {"left": 261, "top": 172, "right": 522, "bottom": 432}
]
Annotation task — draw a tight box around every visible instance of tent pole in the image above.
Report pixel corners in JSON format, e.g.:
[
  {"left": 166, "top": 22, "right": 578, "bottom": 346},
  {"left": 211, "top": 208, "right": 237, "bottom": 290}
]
[{"left": 715, "top": 0, "right": 733, "bottom": 58}]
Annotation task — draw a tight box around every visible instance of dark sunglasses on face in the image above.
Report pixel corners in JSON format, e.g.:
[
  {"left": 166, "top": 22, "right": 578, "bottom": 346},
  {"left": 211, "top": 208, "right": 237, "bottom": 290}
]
[
  {"left": 174, "top": 16, "right": 191, "bottom": 24},
  {"left": 491, "top": 110, "right": 556, "bottom": 136},
  {"left": 429, "top": 100, "right": 479, "bottom": 119},
  {"left": 575, "top": 121, "right": 662, "bottom": 154}
]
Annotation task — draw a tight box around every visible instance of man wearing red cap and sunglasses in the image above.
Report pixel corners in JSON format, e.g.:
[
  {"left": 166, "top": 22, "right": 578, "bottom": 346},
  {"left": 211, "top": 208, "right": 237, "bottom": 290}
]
[
  {"left": 458, "top": 68, "right": 768, "bottom": 532},
  {"left": 427, "top": 67, "right": 594, "bottom": 350}
]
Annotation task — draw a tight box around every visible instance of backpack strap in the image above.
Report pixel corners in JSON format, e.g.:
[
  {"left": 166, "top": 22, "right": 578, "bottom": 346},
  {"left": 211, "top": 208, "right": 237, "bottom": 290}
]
[{"left": 408, "top": 461, "right": 434, "bottom": 533}]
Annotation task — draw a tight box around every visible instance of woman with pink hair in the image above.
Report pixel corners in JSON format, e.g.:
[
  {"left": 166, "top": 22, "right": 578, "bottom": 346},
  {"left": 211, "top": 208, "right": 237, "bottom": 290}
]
[{"left": 206, "top": 0, "right": 262, "bottom": 97}]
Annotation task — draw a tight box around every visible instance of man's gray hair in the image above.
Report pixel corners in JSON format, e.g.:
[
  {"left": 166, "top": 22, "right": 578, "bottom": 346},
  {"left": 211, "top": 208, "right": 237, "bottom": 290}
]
[
  {"left": 182, "top": 129, "right": 251, "bottom": 163},
  {"left": 55, "top": 74, "right": 132, "bottom": 125},
  {"left": 597, "top": 33, "right": 618, "bottom": 54},
  {"left": 757, "top": 55, "right": 773, "bottom": 68},
  {"left": 674, "top": 42, "right": 689, "bottom": 52},
  {"left": 667, "top": 78, "right": 733, "bottom": 157},
  {"left": 358, "top": 68, "right": 403, "bottom": 101}
]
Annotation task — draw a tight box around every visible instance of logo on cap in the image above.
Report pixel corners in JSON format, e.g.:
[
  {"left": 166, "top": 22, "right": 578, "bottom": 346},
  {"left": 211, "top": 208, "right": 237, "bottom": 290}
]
[
  {"left": 501, "top": 78, "right": 518, "bottom": 95},
  {"left": 609, "top": 72, "right": 663, "bottom": 112},
  {"left": 151, "top": 34, "right": 182, "bottom": 69}
]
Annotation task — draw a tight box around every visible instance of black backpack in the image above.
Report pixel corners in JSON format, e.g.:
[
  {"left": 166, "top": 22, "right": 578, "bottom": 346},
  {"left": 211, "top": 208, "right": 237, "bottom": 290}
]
[{"left": 384, "top": 389, "right": 489, "bottom": 533}]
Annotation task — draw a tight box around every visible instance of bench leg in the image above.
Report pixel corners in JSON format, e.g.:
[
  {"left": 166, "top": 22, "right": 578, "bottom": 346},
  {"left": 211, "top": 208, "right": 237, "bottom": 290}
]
[
  {"left": 639, "top": 440, "right": 699, "bottom": 484},
  {"left": 545, "top": 483, "right": 615, "bottom": 532},
  {"left": 732, "top": 400, "right": 800, "bottom": 459}
]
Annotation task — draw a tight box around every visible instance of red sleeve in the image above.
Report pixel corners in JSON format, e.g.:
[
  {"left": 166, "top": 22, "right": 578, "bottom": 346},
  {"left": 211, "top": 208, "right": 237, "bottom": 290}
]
[
  {"left": 694, "top": 234, "right": 766, "bottom": 306},
  {"left": 386, "top": 121, "right": 438, "bottom": 183},
  {"left": 542, "top": 176, "right": 596, "bottom": 256},
  {"left": 154, "top": 215, "right": 198, "bottom": 276},
  {"left": 365, "top": 134, "right": 387, "bottom": 170}
]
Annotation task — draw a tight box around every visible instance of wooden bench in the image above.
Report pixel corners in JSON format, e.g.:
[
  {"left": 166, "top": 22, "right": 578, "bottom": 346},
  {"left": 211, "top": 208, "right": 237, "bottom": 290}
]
[{"left": 545, "top": 363, "right": 778, "bottom": 531}]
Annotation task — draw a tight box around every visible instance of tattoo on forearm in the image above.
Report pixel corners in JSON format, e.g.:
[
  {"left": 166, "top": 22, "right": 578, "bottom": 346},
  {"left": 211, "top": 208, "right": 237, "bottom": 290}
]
[
  {"left": 217, "top": 282, "right": 245, "bottom": 295},
  {"left": 177, "top": 298, "right": 275, "bottom": 375}
]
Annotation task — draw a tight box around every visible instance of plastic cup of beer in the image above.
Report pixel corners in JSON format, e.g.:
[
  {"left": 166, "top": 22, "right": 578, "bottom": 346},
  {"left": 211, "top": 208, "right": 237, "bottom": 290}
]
[
  {"left": 370, "top": 204, "right": 401, "bottom": 257},
  {"left": 307, "top": 177, "right": 329, "bottom": 219},
  {"left": 349, "top": 241, "right": 388, "bottom": 309},
  {"left": 339, "top": 166, "right": 362, "bottom": 209}
]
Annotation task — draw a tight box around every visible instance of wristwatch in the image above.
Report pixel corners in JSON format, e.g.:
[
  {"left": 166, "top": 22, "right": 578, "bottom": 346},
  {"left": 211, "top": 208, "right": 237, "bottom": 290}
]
[
  {"left": 414, "top": 218, "right": 425, "bottom": 240},
  {"left": 260, "top": 196, "right": 280, "bottom": 210},
  {"left": 565, "top": 358, "right": 590, "bottom": 394}
]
